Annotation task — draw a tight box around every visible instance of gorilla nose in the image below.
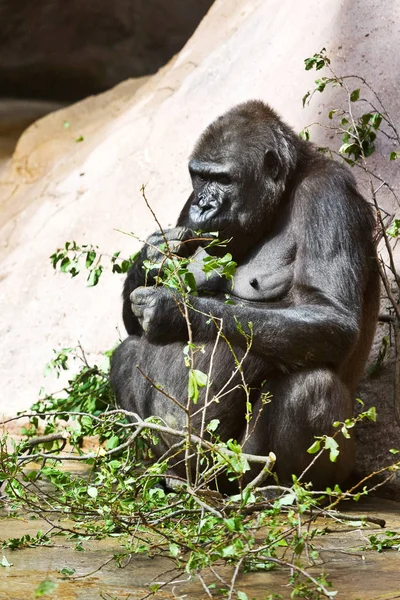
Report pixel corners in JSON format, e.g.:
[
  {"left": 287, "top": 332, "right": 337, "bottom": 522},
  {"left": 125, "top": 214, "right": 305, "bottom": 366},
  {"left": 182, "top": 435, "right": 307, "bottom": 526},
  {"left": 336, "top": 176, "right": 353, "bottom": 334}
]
[
  {"left": 199, "top": 197, "right": 209, "bottom": 208},
  {"left": 198, "top": 194, "right": 217, "bottom": 209}
]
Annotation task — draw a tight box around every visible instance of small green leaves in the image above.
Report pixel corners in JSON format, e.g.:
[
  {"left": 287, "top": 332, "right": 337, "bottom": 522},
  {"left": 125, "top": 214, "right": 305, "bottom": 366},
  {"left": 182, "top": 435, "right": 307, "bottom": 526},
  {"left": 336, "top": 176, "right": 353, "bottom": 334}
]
[
  {"left": 389, "top": 151, "right": 400, "bottom": 160},
  {"left": 51, "top": 241, "right": 137, "bottom": 286},
  {"left": 387, "top": 219, "right": 400, "bottom": 238},
  {"left": 59, "top": 566, "right": 76, "bottom": 576},
  {"left": 350, "top": 89, "right": 360, "bottom": 102},
  {"left": 75, "top": 135, "right": 84, "bottom": 143},
  {"left": 299, "top": 128, "right": 310, "bottom": 141},
  {"left": 188, "top": 369, "right": 208, "bottom": 403},
  {"left": 304, "top": 48, "right": 329, "bottom": 71},
  {"left": 202, "top": 252, "right": 237, "bottom": 283},
  {"left": 307, "top": 435, "right": 339, "bottom": 462}
]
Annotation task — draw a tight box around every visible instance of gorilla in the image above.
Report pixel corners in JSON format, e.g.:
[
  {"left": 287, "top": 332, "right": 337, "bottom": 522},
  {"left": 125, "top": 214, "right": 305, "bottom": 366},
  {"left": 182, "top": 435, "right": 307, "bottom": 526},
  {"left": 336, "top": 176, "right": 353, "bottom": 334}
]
[{"left": 110, "top": 100, "right": 379, "bottom": 492}]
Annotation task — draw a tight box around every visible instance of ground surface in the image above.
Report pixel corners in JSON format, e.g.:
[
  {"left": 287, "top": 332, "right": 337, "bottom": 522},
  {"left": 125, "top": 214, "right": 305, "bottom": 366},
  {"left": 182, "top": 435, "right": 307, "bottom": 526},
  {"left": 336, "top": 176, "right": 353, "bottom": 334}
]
[{"left": 0, "top": 498, "right": 399, "bottom": 599}]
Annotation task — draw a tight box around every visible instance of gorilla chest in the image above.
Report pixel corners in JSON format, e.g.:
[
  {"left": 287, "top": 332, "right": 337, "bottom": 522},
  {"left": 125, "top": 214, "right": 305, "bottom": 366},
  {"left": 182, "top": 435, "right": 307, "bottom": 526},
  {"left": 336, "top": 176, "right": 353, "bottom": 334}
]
[
  {"left": 232, "top": 232, "right": 296, "bottom": 301},
  {"left": 192, "top": 229, "right": 296, "bottom": 302}
]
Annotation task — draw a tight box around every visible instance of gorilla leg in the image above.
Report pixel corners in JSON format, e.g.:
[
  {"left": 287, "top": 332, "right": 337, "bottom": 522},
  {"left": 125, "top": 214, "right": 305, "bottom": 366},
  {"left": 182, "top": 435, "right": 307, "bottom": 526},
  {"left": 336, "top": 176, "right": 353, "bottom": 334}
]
[{"left": 241, "top": 369, "right": 355, "bottom": 490}]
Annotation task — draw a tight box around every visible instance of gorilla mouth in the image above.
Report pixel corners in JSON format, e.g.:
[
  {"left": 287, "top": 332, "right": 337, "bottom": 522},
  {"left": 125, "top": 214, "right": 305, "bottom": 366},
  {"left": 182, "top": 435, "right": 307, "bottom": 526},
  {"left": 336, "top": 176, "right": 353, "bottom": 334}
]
[{"left": 189, "top": 200, "right": 222, "bottom": 228}]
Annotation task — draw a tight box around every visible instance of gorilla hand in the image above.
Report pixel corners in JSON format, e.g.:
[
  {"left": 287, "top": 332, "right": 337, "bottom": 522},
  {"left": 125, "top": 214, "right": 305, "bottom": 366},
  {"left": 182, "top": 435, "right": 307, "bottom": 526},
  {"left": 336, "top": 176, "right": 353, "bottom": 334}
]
[
  {"left": 130, "top": 286, "right": 186, "bottom": 341},
  {"left": 146, "top": 226, "right": 204, "bottom": 262}
]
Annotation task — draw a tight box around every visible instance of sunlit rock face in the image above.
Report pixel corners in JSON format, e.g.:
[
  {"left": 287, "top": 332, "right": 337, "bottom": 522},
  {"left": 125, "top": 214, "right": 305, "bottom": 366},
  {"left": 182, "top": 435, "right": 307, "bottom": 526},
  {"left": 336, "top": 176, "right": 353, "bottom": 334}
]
[
  {"left": 0, "top": 0, "right": 214, "bottom": 101},
  {"left": 0, "top": 0, "right": 399, "bottom": 495}
]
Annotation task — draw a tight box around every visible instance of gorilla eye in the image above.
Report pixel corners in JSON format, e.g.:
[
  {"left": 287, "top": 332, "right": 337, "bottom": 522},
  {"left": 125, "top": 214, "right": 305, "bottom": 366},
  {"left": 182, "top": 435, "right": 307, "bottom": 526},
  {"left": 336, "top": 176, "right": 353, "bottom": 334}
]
[
  {"left": 264, "top": 150, "right": 280, "bottom": 179},
  {"left": 216, "top": 174, "right": 232, "bottom": 185}
]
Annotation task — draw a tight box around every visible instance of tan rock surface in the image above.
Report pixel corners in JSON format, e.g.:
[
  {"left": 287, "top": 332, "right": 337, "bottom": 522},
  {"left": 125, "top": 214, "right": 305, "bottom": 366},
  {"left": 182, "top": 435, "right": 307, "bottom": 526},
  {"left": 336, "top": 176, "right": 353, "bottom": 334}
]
[{"left": 0, "top": 0, "right": 399, "bottom": 489}]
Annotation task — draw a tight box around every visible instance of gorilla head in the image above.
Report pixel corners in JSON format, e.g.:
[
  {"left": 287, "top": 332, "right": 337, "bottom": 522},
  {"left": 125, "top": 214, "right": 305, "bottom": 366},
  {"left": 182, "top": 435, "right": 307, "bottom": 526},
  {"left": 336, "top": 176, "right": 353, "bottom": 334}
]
[{"left": 186, "top": 101, "right": 299, "bottom": 248}]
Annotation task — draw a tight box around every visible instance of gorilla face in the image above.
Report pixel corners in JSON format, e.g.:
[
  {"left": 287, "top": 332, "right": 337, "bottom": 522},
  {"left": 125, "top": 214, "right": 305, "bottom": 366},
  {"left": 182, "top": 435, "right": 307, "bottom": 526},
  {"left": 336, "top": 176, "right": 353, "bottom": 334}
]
[
  {"left": 188, "top": 158, "right": 237, "bottom": 232},
  {"left": 187, "top": 147, "right": 283, "bottom": 241}
]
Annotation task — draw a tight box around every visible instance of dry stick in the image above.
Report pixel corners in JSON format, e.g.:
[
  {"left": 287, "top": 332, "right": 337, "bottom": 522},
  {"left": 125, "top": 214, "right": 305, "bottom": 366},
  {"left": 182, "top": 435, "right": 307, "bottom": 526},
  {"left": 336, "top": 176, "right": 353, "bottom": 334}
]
[
  {"left": 141, "top": 188, "right": 196, "bottom": 487},
  {"left": 395, "top": 321, "right": 400, "bottom": 425},
  {"left": 194, "top": 322, "right": 223, "bottom": 487},
  {"left": 23, "top": 432, "right": 70, "bottom": 448},
  {"left": 378, "top": 258, "right": 400, "bottom": 320},
  {"left": 255, "top": 555, "right": 335, "bottom": 599},
  {"left": 17, "top": 412, "right": 274, "bottom": 477},
  {"left": 198, "top": 571, "right": 213, "bottom": 599},
  {"left": 375, "top": 207, "right": 400, "bottom": 291},
  {"left": 227, "top": 556, "right": 244, "bottom": 600},
  {"left": 135, "top": 366, "right": 187, "bottom": 412}
]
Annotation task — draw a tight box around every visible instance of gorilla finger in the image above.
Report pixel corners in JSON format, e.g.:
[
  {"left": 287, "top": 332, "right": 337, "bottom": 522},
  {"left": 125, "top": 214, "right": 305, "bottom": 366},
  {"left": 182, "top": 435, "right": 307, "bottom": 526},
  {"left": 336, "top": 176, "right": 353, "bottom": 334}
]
[{"left": 130, "top": 286, "right": 153, "bottom": 302}]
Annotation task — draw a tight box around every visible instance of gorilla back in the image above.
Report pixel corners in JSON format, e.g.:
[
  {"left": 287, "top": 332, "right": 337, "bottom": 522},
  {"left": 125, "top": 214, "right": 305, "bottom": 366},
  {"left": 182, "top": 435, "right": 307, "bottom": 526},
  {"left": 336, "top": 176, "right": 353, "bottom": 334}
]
[{"left": 110, "top": 100, "right": 379, "bottom": 492}]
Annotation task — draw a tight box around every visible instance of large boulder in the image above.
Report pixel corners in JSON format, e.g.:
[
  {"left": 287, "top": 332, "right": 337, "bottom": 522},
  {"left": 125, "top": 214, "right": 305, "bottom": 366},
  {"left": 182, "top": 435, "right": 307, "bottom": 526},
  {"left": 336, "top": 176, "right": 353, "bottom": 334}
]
[{"left": 0, "top": 0, "right": 399, "bottom": 493}]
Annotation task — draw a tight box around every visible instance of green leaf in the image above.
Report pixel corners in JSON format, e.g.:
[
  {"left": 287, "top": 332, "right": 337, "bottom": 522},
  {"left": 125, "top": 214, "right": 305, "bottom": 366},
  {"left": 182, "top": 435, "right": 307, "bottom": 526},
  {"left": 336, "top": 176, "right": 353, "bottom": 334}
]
[
  {"left": 169, "top": 543, "right": 180, "bottom": 557},
  {"left": 192, "top": 369, "right": 208, "bottom": 388},
  {"left": 350, "top": 89, "right": 360, "bottom": 102},
  {"left": 371, "top": 113, "right": 382, "bottom": 129},
  {"left": 87, "top": 486, "right": 98, "bottom": 499},
  {"left": 302, "top": 91, "right": 311, "bottom": 107},
  {"left": 60, "top": 567, "right": 76, "bottom": 576},
  {"left": 299, "top": 128, "right": 310, "bottom": 141},
  {"left": 387, "top": 218, "right": 400, "bottom": 237},
  {"left": 183, "top": 271, "right": 197, "bottom": 293},
  {"left": 277, "top": 493, "right": 296, "bottom": 507},
  {"left": 34, "top": 581, "right": 58, "bottom": 597},
  {"left": 188, "top": 369, "right": 208, "bottom": 404},
  {"left": 206, "top": 419, "right": 220, "bottom": 433},
  {"left": 87, "top": 265, "right": 103, "bottom": 287},
  {"left": 188, "top": 370, "right": 199, "bottom": 404},
  {"left": 307, "top": 440, "right": 321, "bottom": 454},
  {"left": 324, "top": 437, "right": 339, "bottom": 462},
  {"left": 341, "top": 425, "right": 351, "bottom": 439},
  {"left": 365, "top": 406, "right": 377, "bottom": 422},
  {"left": 389, "top": 151, "right": 400, "bottom": 160},
  {"left": 237, "top": 592, "right": 249, "bottom": 600},
  {"left": 80, "top": 416, "right": 93, "bottom": 428},
  {"left": 85, "top": 250, "right": 96, "bottom": 268},
  {"left": 222, "top": 544, "right": 237, "bottom": 557},
  {"left": 75, "top": 135, "right": 84, "bottom": 143},
  {"left": 105, "top": 435, "right": 120, "bottom": 450},
  {"left": 304, "top": 58, "right": 316, "bottom": 71}
]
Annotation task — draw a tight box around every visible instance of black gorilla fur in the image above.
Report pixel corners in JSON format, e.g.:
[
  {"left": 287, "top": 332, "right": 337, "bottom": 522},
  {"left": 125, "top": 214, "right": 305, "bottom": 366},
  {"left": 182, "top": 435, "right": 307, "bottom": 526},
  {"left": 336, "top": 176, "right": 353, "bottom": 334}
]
[{"left": 111, "top": 101, "right": 379, "bottom": 491}]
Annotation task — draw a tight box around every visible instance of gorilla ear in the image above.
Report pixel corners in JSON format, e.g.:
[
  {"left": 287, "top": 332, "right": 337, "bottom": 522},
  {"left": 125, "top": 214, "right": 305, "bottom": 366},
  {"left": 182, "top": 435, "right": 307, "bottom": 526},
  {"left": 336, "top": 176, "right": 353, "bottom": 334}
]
[{"left": 264, "top": 150, "right": 280, "bottom": 180}]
